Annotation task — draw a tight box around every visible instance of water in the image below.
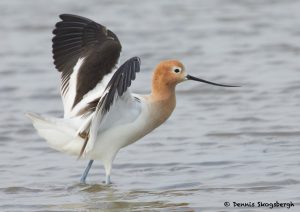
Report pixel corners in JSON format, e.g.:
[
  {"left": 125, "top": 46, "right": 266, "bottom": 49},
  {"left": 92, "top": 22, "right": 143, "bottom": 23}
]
[{"left": 1, "top": 0, "right": 300, "bottom": 211}]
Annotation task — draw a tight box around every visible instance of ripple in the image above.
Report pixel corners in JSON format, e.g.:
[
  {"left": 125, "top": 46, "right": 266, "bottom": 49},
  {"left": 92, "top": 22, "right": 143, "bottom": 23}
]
[
  {"left": 206, "top": 131, "right": 300, "bottom": 137},
  {"left": 158, "top": 182, "right": 200, "bottom": 190},
  {"left": 80, "top": 184, "right": 112, "bottom": 193},
  {"left": 236, "top": 186, "right": 283, "bottom": 192},
  {"left": 234, "top": 179, "right": 300, "bottom": 187},
  {"left": 28, "top": 93, "right": 59, "bottom": 100},
  {"left": 261, "top": 43, "right": 300, "bottom": 55},
  {"left": 2, "top": 186, "right": 43, "bottom": 194},
  {"left": 191, "top": 161, "right": 234, "bottom": 166},
  {"left": 0, "top": 136, "right": 10, "bottom": 142},
  {"left": 227, "top": 117, "right": 267, "bottom": 122},
  {"left": 114, "top": 162, "right": 180, "bottom": 169},
  {"left": 0, "top": 86, "right": 17, "bottom": 92},
  {"left": 0, "top": 69, "right": 16, "bottom": 76}
]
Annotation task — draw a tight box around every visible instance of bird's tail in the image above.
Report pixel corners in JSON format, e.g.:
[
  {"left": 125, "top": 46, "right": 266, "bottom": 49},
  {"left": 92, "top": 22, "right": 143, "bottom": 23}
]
[{"left": 26, "top": 112, "right": 84, "bottom": 156}]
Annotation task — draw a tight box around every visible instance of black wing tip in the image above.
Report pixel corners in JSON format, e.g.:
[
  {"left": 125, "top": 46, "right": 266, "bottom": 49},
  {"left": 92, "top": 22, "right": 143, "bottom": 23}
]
[
  {"left": 135, "top": 57, "right": 141, "bottom": 72},
  {"left": 52, "top": 14, "right": 89, "bottom": 69},
  {"left": 59, "top": 13, "right": 73, "bottom": 18},
  {"left": 52, "top": 13, "right": 121, "bottom": 76},
  {"left": 55, "top": 14, "right": 94, "bottom": 30},
  {"left": 132, "top": 56, "right": 141, "bottom": 62},
  {"left": 59, "top": 14, "right": 72, "bottom": 20},
  {"left": 131, "top": 56, "right": 141, "bottom": 69},
  {"left": 59, "top": 14, "right": 90, "bottom": 21}
]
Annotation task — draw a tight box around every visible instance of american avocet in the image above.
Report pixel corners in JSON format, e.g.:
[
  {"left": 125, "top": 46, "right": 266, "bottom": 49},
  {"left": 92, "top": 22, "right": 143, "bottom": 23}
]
[{"left": 27, "top": 14, "right": 238, "bottom": 184}]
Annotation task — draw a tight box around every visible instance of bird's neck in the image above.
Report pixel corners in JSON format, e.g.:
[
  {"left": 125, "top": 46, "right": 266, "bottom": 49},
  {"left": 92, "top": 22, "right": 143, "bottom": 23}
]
[
  {"left": 148, "top": 81, "right": 176, "bottom": 127},
  {"left": 150, "top": 78, "right": 176, "bottom": 100}
]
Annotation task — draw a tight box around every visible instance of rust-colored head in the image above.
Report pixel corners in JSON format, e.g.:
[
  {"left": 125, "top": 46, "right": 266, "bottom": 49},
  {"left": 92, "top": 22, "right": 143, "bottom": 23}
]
[
  {"left": 151, "top": 60, "right": 187, "bottom": 93},
  {"left": 150, "top": 60, "right": 187, "bottom": 99},
  {"left": 150, "top": 59, "right": 239, "bottom": 99}
]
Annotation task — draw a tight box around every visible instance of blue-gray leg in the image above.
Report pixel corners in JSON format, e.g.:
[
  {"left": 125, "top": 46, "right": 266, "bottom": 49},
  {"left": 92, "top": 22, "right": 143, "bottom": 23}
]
[
  {"left": 80, "top": 160, "right": 94, "bottom": 183},
  {"left": 104, "top": 162, "right": 112, "bottom": 184}
]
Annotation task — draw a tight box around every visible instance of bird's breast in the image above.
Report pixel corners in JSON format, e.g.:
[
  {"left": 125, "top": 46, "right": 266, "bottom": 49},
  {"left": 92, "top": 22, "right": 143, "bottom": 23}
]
[
  {"left": 87, "top": 95, "right": 176, "bottom": 160},
  {"left": 117, "top": 95, "right": 176, "bottom": 146},
  {"left": 145, "top": 94, "right": 176, "bottom": 131}
]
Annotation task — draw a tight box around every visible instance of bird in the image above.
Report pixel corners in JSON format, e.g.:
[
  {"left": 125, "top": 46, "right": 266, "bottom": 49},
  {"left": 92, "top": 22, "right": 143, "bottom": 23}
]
[{"left": 26, "top": 14, "right": 238, "bottom": 184}]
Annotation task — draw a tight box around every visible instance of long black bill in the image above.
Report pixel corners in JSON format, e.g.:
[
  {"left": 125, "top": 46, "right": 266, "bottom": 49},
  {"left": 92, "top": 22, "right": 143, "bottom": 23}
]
[{"left": 186, "top": 75, "right": 239, "bottom": 87}]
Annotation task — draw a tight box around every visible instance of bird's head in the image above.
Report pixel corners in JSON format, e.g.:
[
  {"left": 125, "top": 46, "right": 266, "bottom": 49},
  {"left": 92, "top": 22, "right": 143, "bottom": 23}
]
[
  {"left": 152, "top": 60, "right": 238, "bottom": 90},
  {"left": 152, "top": 60, "right": 187, "bottom": 87}
]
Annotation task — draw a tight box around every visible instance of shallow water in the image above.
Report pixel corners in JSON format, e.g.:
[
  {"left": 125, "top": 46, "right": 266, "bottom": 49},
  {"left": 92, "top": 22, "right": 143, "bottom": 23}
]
[{"left": 1, "top": 0, "right": 300, "bottom": 211}]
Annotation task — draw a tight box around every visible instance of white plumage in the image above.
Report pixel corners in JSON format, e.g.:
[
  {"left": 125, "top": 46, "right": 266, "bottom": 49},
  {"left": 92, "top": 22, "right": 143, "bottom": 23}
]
[{"left": 27, "top": 14, "right": 238, "bottom": 184}]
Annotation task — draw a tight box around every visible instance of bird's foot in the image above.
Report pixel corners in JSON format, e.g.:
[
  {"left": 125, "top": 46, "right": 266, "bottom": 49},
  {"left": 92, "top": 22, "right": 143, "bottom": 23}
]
[
  {"left": 80, "top": 177, "right": 87, "bottom": 184},
  {"left": 104, "top": 175, "right": 112, "bottom": 185}
]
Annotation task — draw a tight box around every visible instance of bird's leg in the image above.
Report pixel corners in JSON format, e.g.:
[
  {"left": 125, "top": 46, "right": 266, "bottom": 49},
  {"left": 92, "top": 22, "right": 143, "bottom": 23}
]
[
  {"left": 80, "top": 160, "right": 94, "bottom": 183},
  {"left": 106, "top": 174, "right": 111, "bottom": 185},
  {"left": 104, "top": 163, "right": 112, "bottom": 184}
]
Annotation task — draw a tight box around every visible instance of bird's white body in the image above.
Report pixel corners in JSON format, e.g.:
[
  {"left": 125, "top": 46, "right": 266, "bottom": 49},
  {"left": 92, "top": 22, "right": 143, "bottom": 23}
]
[
  {"left": 27, "top": 91, "right": 166, "bottom": 177},
  {"left": 27, "top": 14, "right": 236, "bottom": 184}
]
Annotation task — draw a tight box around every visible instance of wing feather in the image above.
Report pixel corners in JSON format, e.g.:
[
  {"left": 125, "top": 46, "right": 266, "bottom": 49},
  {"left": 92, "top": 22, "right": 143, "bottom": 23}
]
[
  {"left": 78, "top": 57, "right": 141, "bottom": 156},
  {"left": 52, "top": 14, "right": 122, "bottom": 117}
]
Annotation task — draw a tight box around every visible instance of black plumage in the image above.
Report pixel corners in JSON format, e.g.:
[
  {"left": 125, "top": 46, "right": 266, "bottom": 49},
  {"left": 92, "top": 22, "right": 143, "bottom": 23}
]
[
  {"left": 52, "top": 14, "right": 122, "bottom": 108},
  {"left": 98, "top": 57, "right": 141, "bottom": 114}
]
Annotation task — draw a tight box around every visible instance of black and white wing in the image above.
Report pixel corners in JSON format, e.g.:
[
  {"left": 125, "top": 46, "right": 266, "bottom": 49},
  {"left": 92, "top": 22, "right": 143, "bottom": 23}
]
[
  {"left": 80, "top": 57, "right": 142, "bottom": 155},
  {"left": 52, "top": 14, "right": 122, "bottom": 118}
]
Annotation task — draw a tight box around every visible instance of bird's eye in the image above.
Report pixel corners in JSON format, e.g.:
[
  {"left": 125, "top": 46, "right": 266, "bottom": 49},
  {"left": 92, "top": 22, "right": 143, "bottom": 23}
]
[{"left": 173, "top": 67, "right": 181, "bottom": 73}]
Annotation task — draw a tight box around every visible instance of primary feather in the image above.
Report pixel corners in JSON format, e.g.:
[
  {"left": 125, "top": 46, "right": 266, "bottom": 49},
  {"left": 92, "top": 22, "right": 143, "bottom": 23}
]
[{"left": 52, "top": 14, "right": 122, "bottom": 118}]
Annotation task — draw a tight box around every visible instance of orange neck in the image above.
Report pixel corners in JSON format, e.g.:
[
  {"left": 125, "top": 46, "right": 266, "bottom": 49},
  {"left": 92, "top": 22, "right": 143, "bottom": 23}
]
[
  {"left": 147, "top": 77, "right": 176, "bottom": 127},
  {"left": 150, "top": 74, "right": 176, "bottom": 101}
]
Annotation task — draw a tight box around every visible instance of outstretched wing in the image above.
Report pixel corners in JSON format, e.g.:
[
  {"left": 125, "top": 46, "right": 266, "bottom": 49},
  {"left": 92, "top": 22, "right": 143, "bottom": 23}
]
[
  {"left": 52, "top": 14, "right": 122, "bottom": 118},
  {"left": 97, "top": 57, "right": 141, "bottom": 114},
  {"left": 79, "top": 57, "right": 142, "bottom": 156}
]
